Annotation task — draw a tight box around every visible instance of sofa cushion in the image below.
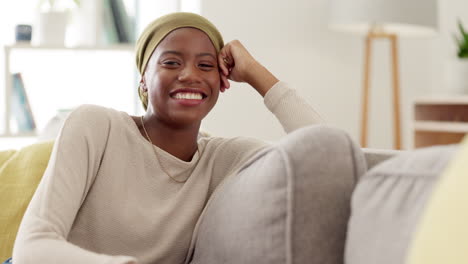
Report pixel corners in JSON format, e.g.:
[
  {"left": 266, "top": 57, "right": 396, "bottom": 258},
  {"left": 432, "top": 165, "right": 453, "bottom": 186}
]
[
  {"left": 186, "top": 125, "right": 366, "bottom": 264},
  {"left": 407, "top": 137, "right": 468, "bottom": 264},
  {"left": 363, "top": 148, "right": 400, "bottom": 170},
  {"left": 0, "top": 141, "right": 54, "bottom": 261},
  {"left": 345, "top": 144, "right": 458, "bottom": 264}
]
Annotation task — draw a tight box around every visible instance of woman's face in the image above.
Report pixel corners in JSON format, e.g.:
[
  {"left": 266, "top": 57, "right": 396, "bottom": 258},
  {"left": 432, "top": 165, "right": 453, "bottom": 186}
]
[{"left": 143, "top": 27, "right": 221, "bottom": 127}]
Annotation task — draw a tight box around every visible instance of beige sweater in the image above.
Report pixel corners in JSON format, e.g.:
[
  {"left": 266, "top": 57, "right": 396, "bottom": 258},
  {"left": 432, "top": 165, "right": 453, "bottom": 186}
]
[{"left": 13, "top": 82, "right": 323, "bottom": 264}]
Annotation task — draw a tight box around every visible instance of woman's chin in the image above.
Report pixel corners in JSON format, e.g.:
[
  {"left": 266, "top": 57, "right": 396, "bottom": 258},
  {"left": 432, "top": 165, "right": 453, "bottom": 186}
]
[{"left": 168, "top": 113, "right": 206, "bottom": 128}]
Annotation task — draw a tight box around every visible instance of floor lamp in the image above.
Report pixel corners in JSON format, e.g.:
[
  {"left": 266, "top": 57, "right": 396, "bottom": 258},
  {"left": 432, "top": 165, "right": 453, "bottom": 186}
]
[{"left": 329, "top": 0, "right": 438, "bottom": 149}]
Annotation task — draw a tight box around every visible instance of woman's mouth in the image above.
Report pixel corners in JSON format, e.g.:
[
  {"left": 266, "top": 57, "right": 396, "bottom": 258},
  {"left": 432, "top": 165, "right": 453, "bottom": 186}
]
[
  {"left": 171, "top": 92, "right": 205, "bottom": 100},
  {"left": 170, "top": 91, "right": 207, "bottom": 106}
]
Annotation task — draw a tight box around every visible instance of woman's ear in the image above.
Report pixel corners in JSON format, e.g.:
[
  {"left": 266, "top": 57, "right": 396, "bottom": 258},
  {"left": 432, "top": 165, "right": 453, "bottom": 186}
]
[{"left": 139, "top": 78, "right": 148, "bottom": 94}]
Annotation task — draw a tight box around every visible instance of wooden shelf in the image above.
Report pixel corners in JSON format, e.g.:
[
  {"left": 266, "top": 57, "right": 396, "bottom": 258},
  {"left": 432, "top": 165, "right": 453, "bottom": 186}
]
[
  {"left": 5, "top": 43, "right": 134, "bottom": 52},
  {"left": 414, "top": 97, "right": 468, "bottom": 148},
  {"left": 414, "top": 96, "right": 468, "bottom": 105},
  {"left": 0, "top": 131, "right": 37, "bottom": 138},
  {"left": 414, "top": 121, "right": 468, "bottom": 133}
]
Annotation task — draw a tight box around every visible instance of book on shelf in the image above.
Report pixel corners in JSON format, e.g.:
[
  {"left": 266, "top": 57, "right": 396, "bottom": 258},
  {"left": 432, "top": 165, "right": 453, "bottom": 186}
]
[
  {"left": 102, "top": 0, "right": 119, "bottom": 44},
  {"left": 10, "top": 73, "right": 36, "bottom": 133},
  {"left": 104, "top": 0, "right": 135, "bottom": 44},
  {"left": 102, "top": 0, "right": 119, "bottom": 45}
]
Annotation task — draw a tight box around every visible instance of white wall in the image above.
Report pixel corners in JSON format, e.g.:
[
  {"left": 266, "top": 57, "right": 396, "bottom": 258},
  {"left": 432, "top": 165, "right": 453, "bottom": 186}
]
[
  {"left": 2, "top": 0, "right": 467, "bottom": 150},
  {"left": 200, "top": 0, "right": 468, "bottom": 149}
]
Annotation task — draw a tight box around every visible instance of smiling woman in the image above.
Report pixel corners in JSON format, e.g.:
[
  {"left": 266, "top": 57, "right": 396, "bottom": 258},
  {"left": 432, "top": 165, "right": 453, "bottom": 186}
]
[
  {"left": 140, "top": 27, "right": 221, "bottom": 135},
  {"left": 11, "top": 12, "right": 324, "bottom": 264}
]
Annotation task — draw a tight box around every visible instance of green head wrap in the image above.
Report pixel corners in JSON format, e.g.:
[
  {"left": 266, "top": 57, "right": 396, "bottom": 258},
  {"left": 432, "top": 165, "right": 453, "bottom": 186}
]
[{"left": 135, "top": 12, "right": 224, "bottom": 110}]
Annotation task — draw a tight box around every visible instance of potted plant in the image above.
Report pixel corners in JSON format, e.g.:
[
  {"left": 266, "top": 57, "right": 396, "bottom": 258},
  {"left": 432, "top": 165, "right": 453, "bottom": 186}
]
[
  {"left": 447, "top": 20, "right": 468, "bottom": 94},
  {"left": 65, "top": 0, "right": 105, "bottom": 46},
  {"left": 34, "top": 0, "right": 80, "bottom": 46},
  {"left": 455, "top": 20, "right": 468, "bottom": 58}
]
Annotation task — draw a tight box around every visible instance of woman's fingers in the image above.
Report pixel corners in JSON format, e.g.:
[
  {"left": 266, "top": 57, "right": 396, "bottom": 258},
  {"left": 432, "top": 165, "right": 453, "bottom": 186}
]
[
  {"left": 218, "top": 50, "right": 231, "bottom": 93},
  {"left": 219, "top": 40, "right": 257, "bottom": 83},
  {"left": 218, "top": 45, "right": 233, "bottom": 76},
  {"left": 218, "top": 54, "right": 229, "bottom": 76}
]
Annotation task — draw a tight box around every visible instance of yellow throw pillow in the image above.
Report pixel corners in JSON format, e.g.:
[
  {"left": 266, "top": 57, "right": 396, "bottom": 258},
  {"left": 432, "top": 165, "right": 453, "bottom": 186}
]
[
  {"left": 0, "top": 141, "right": 54, "bottom": 261},
  {"left": 407, "top": 136, "right": 468, "bottom": 264},
  {"left": 0, "top": 150, "right": 16, "bottom": 167}
]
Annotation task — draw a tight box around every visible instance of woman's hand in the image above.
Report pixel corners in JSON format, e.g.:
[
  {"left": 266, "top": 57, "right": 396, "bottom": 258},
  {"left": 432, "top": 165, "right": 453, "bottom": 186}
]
[{"left": 218, "top": 40, "right": 279, "bottom": 96}]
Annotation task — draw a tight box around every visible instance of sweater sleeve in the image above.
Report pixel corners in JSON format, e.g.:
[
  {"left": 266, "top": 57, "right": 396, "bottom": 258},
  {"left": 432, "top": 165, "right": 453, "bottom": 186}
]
[
  {"left": 264, "top": 81, "right": 325, "bottom": 133},
  {"left": 12, "top": 105, "right": 138, "bottom": 264}
]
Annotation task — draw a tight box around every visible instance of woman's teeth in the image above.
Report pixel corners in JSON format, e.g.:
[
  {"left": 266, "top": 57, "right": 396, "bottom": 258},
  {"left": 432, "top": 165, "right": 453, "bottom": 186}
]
[{"left": 173, "top": 93, "right": 203, "bottom": 100}]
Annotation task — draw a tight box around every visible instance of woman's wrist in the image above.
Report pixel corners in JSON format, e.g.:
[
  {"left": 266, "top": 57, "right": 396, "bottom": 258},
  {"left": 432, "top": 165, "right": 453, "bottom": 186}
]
[{"left": 245, "top": 61, "right": 279, "bottom": 97}]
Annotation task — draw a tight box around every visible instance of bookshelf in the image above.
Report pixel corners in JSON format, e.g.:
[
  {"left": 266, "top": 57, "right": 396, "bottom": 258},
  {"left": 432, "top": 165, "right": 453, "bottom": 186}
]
[
  {"left": 414, "top": 96, "right": 468, "bottom": 148},
  {"left": 1, "top": 43, "right": 135, "bottom": 138},
  {"left": 0, "top": 0, "right": 140, "bottom": 141}
]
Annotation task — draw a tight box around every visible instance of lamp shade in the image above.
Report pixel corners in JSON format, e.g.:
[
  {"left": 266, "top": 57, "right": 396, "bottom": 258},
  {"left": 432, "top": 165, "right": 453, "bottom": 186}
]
[{"left": 329, "top": 0, "right": 438, "bottom": 37}]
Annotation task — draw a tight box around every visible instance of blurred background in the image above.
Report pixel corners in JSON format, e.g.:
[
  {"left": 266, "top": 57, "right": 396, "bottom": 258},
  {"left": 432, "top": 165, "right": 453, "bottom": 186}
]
[{"left": 1, "top": 0, "right": 468, "bottom": 150}]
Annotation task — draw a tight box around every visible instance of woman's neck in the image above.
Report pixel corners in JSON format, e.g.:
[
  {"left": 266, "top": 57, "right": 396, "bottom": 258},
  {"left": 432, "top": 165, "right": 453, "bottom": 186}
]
[{"left": 136, "top": 115, "right": 200, "bottom": 162}]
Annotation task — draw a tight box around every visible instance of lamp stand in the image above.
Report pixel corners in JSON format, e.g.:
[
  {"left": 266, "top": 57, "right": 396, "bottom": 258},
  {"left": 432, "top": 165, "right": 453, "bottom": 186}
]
[{"left": 360, "top": 31, "right": 402, "bottom": 149}]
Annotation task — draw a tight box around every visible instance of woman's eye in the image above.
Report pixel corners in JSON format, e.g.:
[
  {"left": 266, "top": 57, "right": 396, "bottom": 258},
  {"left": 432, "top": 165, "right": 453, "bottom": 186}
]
[
  {"left": 199, "top": 63, "right": 214, "bottom": 70},
  {"left": 163, "top": 61, "right": 180, "bottom": 66}
]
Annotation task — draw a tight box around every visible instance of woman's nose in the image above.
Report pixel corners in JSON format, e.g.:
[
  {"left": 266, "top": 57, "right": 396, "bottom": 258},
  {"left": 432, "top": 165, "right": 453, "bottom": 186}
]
[{"left": 178, "top": 65, "right": 202, "bottom": 83}]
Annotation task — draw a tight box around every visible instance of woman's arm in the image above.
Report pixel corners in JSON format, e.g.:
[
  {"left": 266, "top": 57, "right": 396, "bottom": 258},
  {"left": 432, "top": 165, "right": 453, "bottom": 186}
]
[
  {"left": 207, "top": 41, "right": 325, "bottom": 188},
  {"left": 218, "top": 40, "right": 278, "bottom": 96},
  {"left": 12, "top": 105, "right": 137, "bottom": 264},
  {"left": 218, "top": 40, "right": 325, "bottom": 132},
  {"left": 263, "top": 81, "right": 324, "bottom": 133}
]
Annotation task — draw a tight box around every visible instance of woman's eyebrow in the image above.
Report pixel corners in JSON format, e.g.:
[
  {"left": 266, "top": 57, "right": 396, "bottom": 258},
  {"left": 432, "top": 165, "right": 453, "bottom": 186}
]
[
  {"left": 160, "top": 50, "right": 216, "bottom": 60},
  {"left": 197, "top": 53, "right": 216, "bottom": 60},
  {"left": 160, "top": 50, "right": 183, "bottom": 57}
]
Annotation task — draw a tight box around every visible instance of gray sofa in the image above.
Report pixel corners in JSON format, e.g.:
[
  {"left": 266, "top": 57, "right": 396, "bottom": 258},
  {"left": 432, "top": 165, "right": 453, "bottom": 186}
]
[
  {"left": 183, "top": 125, "right": 456, "bottom": 264},
  {"left": 3, "top": 123, "right": 455, "bottom": 263}
]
